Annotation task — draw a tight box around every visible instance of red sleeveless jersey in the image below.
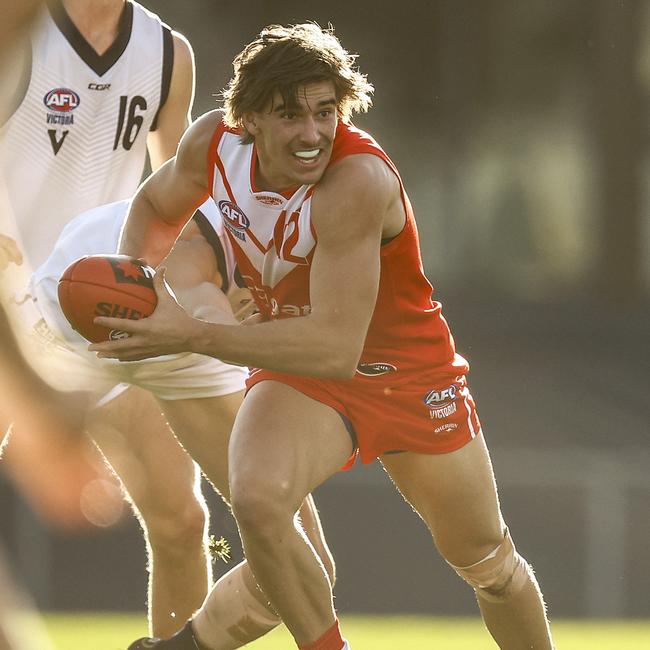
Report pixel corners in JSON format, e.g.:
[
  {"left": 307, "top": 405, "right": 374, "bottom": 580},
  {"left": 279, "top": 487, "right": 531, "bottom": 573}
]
[{"left": 207, "top": 119, "right": 468, "bottom": 377}]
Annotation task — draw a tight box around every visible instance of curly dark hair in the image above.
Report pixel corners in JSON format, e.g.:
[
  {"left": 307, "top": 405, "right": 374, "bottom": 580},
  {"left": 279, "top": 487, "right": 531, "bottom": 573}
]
[{"left": 221, "top": 23, "right": 374, "bottom": 143}]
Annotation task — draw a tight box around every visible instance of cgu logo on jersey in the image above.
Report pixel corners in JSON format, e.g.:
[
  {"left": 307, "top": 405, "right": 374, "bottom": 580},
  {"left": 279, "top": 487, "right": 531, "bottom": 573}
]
[
  {"left": 356, "top": 362, "right": 397, "bottom": 377},
  {"left": 219, "top": 201, "right": 250, "bottom": 241},
  {"left": 44, "top": 88, "right": 80, "bottom": 112}
]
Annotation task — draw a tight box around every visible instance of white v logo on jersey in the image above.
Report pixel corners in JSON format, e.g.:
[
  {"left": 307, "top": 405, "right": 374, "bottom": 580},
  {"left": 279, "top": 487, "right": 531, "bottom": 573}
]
[{"left": 48, "top": 129, "right": 69, "bottom": 155}]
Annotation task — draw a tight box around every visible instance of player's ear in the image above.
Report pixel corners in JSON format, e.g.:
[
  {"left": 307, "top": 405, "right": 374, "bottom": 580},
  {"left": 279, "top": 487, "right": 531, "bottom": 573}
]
[{"left": 242, "top": 112, "right": 259, "bottom": 137}]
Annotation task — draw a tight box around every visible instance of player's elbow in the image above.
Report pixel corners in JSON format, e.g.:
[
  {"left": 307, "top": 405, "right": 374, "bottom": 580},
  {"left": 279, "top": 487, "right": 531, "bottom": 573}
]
[
  {"left": 319, "top": 357, "right": 356, "bottom": 380},
  {"left": 317, "top": 340, "right": 361, "bottom": 380},
  {"left": 309, "top": 315, "right": 365, "bottom": 378}
]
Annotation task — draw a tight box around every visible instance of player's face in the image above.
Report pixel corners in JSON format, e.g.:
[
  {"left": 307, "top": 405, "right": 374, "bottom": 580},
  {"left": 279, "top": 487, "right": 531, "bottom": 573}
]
[{"left": 245, "top": 80, "right": 338, "bottom": 192}]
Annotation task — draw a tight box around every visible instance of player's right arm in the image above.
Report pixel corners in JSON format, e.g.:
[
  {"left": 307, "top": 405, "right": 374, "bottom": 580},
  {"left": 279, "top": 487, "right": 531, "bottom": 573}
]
[{"left": 119, "top": 110, "right": 221, "bottom": 266}]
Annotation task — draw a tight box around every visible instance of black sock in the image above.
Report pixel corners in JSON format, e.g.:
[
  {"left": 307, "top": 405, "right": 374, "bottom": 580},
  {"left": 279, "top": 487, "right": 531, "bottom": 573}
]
[
  {"left": 129, "top": 621, "right": 212, "bottom": 650},
  {"left": 187, "top": 622, "right": 212, "bottom": 650},
  {"left": 157, "top": 621, "right": 205, "bottom": 650}
]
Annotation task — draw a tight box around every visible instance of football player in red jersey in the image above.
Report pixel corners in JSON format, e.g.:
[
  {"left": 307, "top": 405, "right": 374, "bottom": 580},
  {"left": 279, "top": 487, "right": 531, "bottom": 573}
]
[{"left": 92, "top": 24, "right": 555, "bottom": 650}]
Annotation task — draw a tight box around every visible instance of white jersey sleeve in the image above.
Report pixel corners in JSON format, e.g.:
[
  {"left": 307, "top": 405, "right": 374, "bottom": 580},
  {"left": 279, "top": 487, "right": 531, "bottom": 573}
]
[{"left": 26, "top": 198, "right": 248, "bottom": 400}]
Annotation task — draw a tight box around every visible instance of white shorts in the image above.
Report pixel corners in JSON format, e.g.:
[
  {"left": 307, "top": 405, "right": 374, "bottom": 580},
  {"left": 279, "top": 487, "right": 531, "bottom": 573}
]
[{"left": 14, "top": 281, "right": 248, "bottom": 404}]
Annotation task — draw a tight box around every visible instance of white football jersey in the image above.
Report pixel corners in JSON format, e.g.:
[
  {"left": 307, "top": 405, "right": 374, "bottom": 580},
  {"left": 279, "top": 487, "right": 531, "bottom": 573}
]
[
  {"left": 1, "top": 0, "right": 174, "bottom": 269},
  {"left": 31, "top": 198, "right": 236, "bottom": 347}
]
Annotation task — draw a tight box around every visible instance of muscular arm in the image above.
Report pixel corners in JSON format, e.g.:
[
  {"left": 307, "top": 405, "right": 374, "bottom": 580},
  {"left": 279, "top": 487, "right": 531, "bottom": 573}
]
[
  {"left": 0, "top": 304, "right": 49, "bottom": 410},
  {"left": 0, "top": 302, "right": 87, "bottom": 441},
  {"left": 146, "top": 32, "right": 195, "bottom": 171},
  {"left": 162, "top": 220, "right": 236, "bottom": 324},
  {"left": 188, "top": 155, "right": 391, "bottom": 376},
  {"left": 119, "top": 111, "right": 219, "bottom": 266},
  {"left": 95, "top": 154, "right": 403, "bottom": 379}
]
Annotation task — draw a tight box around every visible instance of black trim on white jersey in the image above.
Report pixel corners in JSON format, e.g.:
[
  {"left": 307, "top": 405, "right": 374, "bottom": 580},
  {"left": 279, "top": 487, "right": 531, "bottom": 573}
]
[
  {"left": 1, "top": 40, "right": 32, "bottom": 128},
  {"left": 150, "top": 25, "right": 174, "bottom": 132},
  {"left": 192, "top": 209, "right": 230, "bottom": 292},
  {"left": 48, "top": 0, "right": 134, "bottom": 76},
  {"left": 233, "top": 265, "right": 248, "bottom": 289}
]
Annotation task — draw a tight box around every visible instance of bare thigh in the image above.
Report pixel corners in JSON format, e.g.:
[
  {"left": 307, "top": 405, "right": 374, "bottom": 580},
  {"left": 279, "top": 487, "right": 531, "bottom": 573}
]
[
  {"left": 159, "top": 390, "right": 244, "bottom": 500},
  {"left": 88, "top": 386, "right": 200, "bottom": 517},
  {"left": 381, "top": 434, "right": 505, "bottom": 566},
  {"left": 229, "top": 381, "right": 354, "bottom": 512}
]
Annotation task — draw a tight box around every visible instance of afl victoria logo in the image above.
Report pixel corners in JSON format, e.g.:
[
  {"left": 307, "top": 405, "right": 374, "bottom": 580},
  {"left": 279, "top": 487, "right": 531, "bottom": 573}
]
[
  {"left": 219, "top": 200, "right": 250, "bottom": 241},
  {"left": 44, "top": 88, "right": 80, "bottom": 112},
  {"left": 423, "top": 384, "right": 458, "bottom": 406}
]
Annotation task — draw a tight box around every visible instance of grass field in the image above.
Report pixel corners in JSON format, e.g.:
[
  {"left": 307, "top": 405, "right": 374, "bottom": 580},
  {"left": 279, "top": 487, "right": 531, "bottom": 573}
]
[{"left": 43, "top": 613, "right": 650, "bottom": 649}]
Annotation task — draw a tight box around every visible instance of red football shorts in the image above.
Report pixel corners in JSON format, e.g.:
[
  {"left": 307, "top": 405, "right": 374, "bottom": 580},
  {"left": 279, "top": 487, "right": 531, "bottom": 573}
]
[{"left": 246, "top": 369, "right": 482, "bottom": 468}]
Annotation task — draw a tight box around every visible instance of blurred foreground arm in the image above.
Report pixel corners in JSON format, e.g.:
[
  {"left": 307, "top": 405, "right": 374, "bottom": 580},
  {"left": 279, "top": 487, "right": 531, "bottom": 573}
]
[
  {"left": 0, "top": 303, "right": 115, "bottom": 530},
  {"left": 0, "top": 234, "right": 23, "bottom": 270}
]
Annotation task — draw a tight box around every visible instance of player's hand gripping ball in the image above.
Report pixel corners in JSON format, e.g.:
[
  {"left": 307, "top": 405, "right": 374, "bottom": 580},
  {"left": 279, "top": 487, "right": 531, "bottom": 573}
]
[{"left": 58, "top": 255, "right": 157, "bottom": 343}]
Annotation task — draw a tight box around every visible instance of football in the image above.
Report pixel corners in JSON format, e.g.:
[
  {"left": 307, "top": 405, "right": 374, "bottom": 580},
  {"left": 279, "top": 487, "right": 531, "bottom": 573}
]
[{"left": 58, "top": 254, "right": 157, "bottom": 343}]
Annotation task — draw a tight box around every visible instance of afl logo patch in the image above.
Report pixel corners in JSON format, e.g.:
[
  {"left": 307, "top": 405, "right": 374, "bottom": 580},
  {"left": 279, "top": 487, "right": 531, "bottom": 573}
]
[
  {"left": 423, "top": 384, "right": 458, "bottom": 406},
  {"left": 44, "top": 88, "right": 80, "bottom": 112},
  {"left": 356, "top": 362, "right": 397, "bottom": 377},
  {"left": 219, "top": 200, "right": 250, "bottom": 241}
]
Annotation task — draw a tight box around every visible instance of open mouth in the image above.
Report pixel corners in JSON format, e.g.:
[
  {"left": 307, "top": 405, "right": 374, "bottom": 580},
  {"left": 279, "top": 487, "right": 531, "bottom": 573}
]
[{"left": 293, "top": 149, "right": 321, "bottom": 164}]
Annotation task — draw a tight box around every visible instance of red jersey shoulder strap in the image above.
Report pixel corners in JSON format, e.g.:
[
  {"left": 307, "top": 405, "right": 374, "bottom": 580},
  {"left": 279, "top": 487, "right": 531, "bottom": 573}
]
[
  {"left": 329, "top": 121, "right": 399, "bottom": 178},
  {"left": 327, "top": 121, "right": 415, "bottom": 247},
  {"left": 206, "top": 120, "right": 240, "bottom": 195}
]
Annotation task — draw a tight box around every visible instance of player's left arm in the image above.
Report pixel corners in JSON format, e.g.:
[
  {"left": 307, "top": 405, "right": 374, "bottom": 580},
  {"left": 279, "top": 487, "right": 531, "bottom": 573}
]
[
  {"left": 161, "top": 220, "right": 237, "bottom": 324},
  {"left": 90, "top": 154, "right": 397, "bottom": 378},
  {"left": 146, "top": 31, "right": 195, "bottom": 171}
]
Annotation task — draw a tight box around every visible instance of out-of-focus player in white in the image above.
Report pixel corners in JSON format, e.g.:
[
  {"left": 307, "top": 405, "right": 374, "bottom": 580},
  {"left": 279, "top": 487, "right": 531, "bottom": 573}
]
[
  {"left": 0, "top": 0, "right": 215, "bottom": 637},
  {"left": 29, "top": 196, "right": 335, "bottom": 650},
  {"left": 0, "top": 3, "right": 118, "bottom": 648},
  {"left": 2, "top": 0, "right": 195, "bottom": 267}
]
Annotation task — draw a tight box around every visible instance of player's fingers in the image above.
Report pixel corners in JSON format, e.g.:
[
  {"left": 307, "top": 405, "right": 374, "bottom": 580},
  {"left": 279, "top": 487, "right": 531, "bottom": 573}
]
[
  {"left": 97, "top": 351, "right": 148, "bottom": 361},
  {"left": 91, "top": 315, "right": 145, "bottom": 332}
]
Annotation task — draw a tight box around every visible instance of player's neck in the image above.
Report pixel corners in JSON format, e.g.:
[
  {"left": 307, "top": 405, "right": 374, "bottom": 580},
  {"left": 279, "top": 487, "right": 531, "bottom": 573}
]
[{"left": 61, "top": 0, "right": 126, "bottom": 55}]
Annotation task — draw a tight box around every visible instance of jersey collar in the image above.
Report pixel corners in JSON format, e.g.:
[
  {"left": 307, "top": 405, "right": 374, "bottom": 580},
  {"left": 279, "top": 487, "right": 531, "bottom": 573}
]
[{"left": 48, "top": 0, "right": 134, "bottom": 77}]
